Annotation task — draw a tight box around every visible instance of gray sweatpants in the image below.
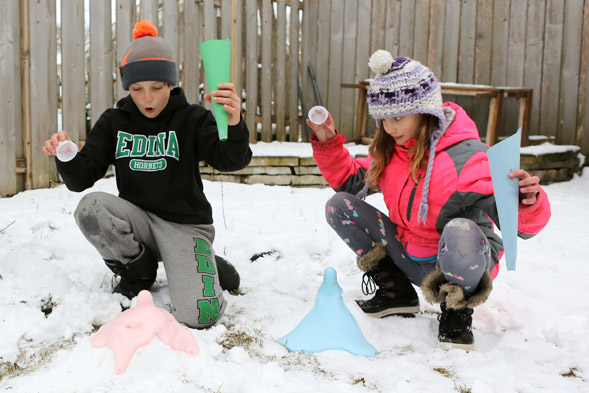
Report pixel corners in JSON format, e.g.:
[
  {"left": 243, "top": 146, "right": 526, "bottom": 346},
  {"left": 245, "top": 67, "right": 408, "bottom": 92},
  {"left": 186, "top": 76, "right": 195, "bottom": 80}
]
[{"left": 74, "top": 191, "right": 225, "bottom": 328}]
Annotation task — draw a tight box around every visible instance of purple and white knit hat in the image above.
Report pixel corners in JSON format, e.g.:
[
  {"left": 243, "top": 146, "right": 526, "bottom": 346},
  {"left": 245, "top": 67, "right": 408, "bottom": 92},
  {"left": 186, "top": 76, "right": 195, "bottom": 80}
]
[{"left": 362, "top": 51, "right": 447, "bottom": 225}]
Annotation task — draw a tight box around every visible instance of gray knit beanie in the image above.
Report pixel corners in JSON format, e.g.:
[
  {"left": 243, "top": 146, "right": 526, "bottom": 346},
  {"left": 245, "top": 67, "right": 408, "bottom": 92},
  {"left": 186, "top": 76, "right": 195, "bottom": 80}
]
[{"left": 118, "top": 20, "right": 177, "bottom": 90}]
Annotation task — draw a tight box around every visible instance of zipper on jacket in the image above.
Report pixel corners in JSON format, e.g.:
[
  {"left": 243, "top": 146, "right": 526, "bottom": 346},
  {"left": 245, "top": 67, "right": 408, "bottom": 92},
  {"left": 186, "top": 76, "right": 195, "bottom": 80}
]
[{"left": 406, "top": 174, "right": 422, "bottom": 222}]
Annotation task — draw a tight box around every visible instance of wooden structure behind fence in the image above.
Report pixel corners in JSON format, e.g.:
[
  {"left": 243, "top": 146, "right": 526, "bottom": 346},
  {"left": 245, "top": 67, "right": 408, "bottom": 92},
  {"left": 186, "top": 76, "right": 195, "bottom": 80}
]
[{"left": 2, "top": 0, "right": 589, "bottom": 197}]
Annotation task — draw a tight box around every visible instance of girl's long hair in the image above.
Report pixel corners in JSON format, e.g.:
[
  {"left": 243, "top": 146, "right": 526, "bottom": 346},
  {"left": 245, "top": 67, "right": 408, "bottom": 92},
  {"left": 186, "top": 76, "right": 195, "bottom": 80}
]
[{"left": 365, "top": 114, "right": 439, "bottom": 188}]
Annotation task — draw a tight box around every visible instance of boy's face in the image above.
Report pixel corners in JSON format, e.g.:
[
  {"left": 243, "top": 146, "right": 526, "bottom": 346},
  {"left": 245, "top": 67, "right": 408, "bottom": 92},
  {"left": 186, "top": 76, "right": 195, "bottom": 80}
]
[{"left": 129, "top": 81, "right": 174, "bottom": 118}]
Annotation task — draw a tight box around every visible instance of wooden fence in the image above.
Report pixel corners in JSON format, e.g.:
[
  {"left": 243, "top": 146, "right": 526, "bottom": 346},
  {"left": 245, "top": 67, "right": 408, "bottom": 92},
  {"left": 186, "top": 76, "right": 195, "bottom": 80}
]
[{"left": 1, "top": 0, "right": 589, "bottom": 197}]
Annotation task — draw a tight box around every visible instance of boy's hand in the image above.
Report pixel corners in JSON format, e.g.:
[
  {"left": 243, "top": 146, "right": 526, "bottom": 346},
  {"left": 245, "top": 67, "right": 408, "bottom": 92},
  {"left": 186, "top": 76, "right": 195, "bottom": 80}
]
[
  {"left": 42, "top": 131, "right": 71, "bottom": 156},
  {"left": 204, "top": 82, "right": 242, "bottom": 126},
  {"left": 509, "top": 169, "right": 541, "bottom": 205}
]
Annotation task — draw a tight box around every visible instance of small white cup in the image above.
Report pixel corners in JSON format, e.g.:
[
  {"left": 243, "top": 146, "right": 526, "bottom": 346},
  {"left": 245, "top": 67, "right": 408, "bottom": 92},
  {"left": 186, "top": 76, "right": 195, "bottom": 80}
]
[
  {"left": 56, "top": 140, "right": 78, "bottom": 162},
  {"left": 308, "top": 106, "right": 328, "bottom": 125}
]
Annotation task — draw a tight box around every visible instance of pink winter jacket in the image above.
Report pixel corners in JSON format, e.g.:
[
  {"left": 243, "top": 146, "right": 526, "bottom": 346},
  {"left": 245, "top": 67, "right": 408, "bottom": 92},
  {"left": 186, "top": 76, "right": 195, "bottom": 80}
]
[{"left": 311, "top": 102, "right": 551, "bottom": 278}]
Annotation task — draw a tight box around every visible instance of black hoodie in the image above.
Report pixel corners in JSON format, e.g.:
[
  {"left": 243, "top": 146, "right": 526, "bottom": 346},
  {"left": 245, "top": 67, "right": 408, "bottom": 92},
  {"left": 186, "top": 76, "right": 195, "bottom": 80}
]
[{"left": 56, "top": 87, "right": 252, "bottom": 224}]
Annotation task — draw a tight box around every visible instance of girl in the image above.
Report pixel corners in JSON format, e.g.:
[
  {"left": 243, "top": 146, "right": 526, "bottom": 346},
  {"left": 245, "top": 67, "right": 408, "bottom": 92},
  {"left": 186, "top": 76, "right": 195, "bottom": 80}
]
[{"left": 308, "top": 51, "right": 551, "bottom": 350}]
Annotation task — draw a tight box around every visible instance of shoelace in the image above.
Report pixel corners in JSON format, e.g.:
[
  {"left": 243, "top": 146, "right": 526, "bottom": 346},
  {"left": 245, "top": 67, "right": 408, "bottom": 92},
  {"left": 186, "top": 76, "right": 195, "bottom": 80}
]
[{"left": 361, "top": 272, "right": 377, "bottom": 296}]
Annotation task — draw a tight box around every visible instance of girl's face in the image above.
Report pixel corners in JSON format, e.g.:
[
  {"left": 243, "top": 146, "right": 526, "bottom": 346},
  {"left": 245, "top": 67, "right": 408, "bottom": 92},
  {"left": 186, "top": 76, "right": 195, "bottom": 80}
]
[
  {"left": 382, "top": 114, "right": 423, "bottom": 146},
  {"left": 129, "top": 81, "right": 174, "bottom": 118}
]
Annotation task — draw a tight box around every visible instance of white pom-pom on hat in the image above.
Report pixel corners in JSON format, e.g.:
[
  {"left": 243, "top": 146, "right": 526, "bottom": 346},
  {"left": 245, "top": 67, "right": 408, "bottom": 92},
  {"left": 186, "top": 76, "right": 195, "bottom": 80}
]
[{"left": 368, "top": 50, "right": 394, "bottom": 75}]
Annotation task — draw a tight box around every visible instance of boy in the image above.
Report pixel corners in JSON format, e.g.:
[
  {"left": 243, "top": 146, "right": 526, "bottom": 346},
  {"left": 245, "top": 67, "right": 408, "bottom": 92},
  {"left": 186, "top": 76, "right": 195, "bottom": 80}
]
[{"left": 42, "top": 20, "right": 252, "bottom": 328}]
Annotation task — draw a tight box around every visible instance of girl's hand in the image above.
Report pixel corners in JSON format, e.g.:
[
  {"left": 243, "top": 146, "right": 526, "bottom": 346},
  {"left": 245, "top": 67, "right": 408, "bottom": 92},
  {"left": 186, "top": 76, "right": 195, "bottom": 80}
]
[
  {"left": 204, "top": 82, "right": 242, "bottom": 126},
  {"left": 42, "top": 131, "right": 71, "bottom": 156},
  {"left": 306, "top": 112, "right": 337, "bottom": 142},
  {"left": 509, "top": 169, "right": 541, "bottom": 205}
]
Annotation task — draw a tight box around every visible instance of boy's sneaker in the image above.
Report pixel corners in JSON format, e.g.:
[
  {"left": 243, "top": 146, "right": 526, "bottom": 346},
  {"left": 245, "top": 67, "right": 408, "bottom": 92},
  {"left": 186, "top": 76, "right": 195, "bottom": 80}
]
[{"left": 215, "top": 255, "right": 240, "bottom": 292}]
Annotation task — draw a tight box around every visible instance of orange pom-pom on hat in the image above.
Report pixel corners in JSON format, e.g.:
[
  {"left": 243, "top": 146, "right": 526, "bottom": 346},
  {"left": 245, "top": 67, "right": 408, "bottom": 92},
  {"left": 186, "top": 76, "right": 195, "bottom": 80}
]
[
  {"left": 132, "top": 20, "right": 158, "bottom": 40},
  {"left": 119, "top": 20, "right": 176, "bottom": 90}
]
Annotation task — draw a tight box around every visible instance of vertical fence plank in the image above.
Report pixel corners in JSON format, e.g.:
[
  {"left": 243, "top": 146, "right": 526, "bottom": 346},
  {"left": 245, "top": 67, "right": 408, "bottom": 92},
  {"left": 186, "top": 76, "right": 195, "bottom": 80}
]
[
  {"left": 540, "top": 0, "right": 564, "bottom": 138},
  {"left": 163, "top": 1, "right": 180, "bottom": 74},
  {"left": 0, "top": 0, "right": 20, "bottom": 196},
  {"left": 340, "top": 0, "right": 358, "bottom": 134},
  {"left": 491, "top": 0, "right": 510, "bottom": 86},
  {"left": 221, "top": 0, "right": 232, "bottom": 39},
  {"left": 458, "top": 0, "right": 476, "bottom": 84},
  {"left": 246, "top": 0, "right": 258, "bottom": 141},
  {"left": 427, "top": 0, "right": 445, "bottom": 77},
  {"left": 524, "top": 0, "right": 546, "bottom": 138},
  {"left": 28, "top": 0, "right": 58, "bottom": 188},
  {"left": 384, "top": 0, "right": 401, "bottom": 55},
  {"left": 260, "top": 0, "right": 273, "bottom": 141},
  {"left": 116, "top": 0, "right": 135, "bottom": 103},
  {"left": 275, "top": 0, "right": 287, "bottom": 141},
  {"left": 183, "top": 0, "right": 201, "bottom": 105},
  {"left": 327, "top": 0, "right": 344, "bottom": 132},
  {"left": 577, "top": 0, "right": 589, "bottom": 152},
  {"left": 413, "top": 0, "right": 430, "bottom": 65},
  {"left": 472, "top": 0, "right": 493, "bottom": 134},
  {"left": 288, "top": 0, "right": 300, "bottom": 141},
  {"left": 203, "top": 0, "right": 216, "bottom": 41},
  {"left": 61, "top": 0, "right": 86, "bottom": 143},
  {"left": 140, "top": 0, "right": 159, "bottom": 26},
  {"left": 441, "top": 0, "right": 460, "bottom": 82},
  {"left": 90, "top": 0, "right": 113, "bottom": 128},
  {"left": 399, "top": 0, "right": 415, "bottom": 57},
  {"left": 315, "top": 0, "right": 331, "bottom": 107},
  {"left": 558, "top": 0, "right": 583, "bottom": 145},
  {"left": 301, "top": 0, "right": 318, "bottom": 140},
  {"left": 370, "top": 0, "right": 387, "bottom": 53}
]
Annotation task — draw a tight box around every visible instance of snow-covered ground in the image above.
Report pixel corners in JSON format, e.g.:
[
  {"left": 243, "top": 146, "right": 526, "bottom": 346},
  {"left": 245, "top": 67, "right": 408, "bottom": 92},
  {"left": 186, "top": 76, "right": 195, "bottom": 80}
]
[{"left": 0, "top": 144, "right": 587, "bottom": 392}]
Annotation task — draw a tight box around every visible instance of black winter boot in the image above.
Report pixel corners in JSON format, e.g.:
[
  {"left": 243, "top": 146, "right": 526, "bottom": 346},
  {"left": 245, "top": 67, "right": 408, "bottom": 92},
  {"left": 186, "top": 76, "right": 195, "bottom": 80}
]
[
  {"left": 215, "top": 255, "right": 240, "bottom": 292},
  {"left": 104, "top": 243, "right": 158, "bottom": 300},
  {"left": 355, "top": 245, "right": 420, "bottom": 318},
  {"left": 421, "top": 269, "right": 493, "bottom": 350},
  {"left": 438, "top": 302, "right": 474, "bottom": 350}
]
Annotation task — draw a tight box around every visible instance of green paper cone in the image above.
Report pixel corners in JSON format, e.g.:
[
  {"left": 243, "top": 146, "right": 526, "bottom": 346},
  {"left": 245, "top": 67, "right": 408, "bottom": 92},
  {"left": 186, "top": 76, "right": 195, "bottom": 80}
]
[{"left": 200, "top": 39, "right": 231, "bottom": 141}]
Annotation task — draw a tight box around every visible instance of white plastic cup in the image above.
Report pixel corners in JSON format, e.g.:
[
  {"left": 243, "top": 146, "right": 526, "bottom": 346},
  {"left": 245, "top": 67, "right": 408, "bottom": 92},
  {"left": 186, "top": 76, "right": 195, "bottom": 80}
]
[
  {"left": 56, "top": 140, "right": 78, "bottom": 162},
  {"left": 308, "top": 106, "right": 328, "bottom": 125}
]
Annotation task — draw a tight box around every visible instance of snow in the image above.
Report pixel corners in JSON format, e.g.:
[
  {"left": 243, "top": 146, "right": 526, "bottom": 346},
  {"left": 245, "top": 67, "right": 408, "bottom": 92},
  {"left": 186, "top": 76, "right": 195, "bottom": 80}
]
[{"left": 0, "top": 157, "right": 588, "bottom": 392}]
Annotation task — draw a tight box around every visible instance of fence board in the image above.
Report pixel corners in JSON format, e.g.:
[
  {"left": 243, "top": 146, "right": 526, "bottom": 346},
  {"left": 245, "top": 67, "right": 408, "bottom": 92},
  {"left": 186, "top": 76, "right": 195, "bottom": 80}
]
[
  {"left": 370, "top": 0, "right": 387, "bottom": 53},
  {"left": 115, "top": 0, "right": 136, "bottom": 102},
  {"left": 183, "top": 0, "right": 201, "bottom": 105},
  {"left": 260, "top": 0, "right": 272, "bottom": 141},
  {"left": 61, "top": 0, "right": 86, "bottom": 143},
  {"left": 301, "top": 0, "right": 318, "bottom": 140},
  {"left": 340, "top": 0, "right": 358, "bottom": 132},
  {"left": 399, "top": 0, "right": 415, "bottom": 57},
  {"left": 413, "top": 0, "right": 430, "bottom": 65},
  {"left": 275, "top": 0, "right": 287, "bottom": 141},
  {"left": 558, "top": 0, "right": 583, "bottom": 145},
  {"left": 578, "top": 0, "right": 589, "bottom": 151},
  {"left": 0, "top": 0, "right": 20, "bottom": 196},
  {"left": 140, "top": 0, "right": 159, "bottom": 26},
  {"left": 524, "top": 0, "right": 546, "bottom": 137},
  {"left": 540, "top": 0, "right": 564, "bottom": 138},
  {"left": 327, "top": 0, "right": 344, "bottom": 132},
  {"left": 28, "top": 0, "right": 58, "bottom": 188},
  {"left": 90, "top": 0, "right": 113, "bottom": 128},
  {"left": 491, "top": 0, "right": 510, "bottom": 86},
  {"left": 427, "top": 0, "right": 445, "bottom": 77},
  {"left": 458, "top": 0, "right": 476, "bottom": 84},
  {"left": 245, "top": 0, "right": 258, "bottom": 141},
  {"left": 441, "top": 0, "right": 460, "bottom": 82},
  {"left": 315, "top": 0, "right": 331, "bottom": 108},
  {"left": 384, "top": 0, "right": 401, "bottom": 55},
  {"left": 288, "top": 0, "right": 300, "bottom": 141},
  {"left": 163, "top": 1, "right": 179, "bottom": 76}
]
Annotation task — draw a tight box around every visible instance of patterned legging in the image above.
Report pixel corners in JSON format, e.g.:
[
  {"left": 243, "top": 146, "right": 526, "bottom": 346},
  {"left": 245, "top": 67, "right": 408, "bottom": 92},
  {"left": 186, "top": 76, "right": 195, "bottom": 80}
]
[{"left": 325, "top": 192, "right": 492, "bottom": 295}]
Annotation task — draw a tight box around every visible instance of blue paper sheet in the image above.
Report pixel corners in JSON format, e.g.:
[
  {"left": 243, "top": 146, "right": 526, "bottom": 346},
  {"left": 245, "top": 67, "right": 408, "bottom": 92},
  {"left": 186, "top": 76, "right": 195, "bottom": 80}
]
[{"left": 487, "top": 129, "right": 521, "bottom": 271}]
